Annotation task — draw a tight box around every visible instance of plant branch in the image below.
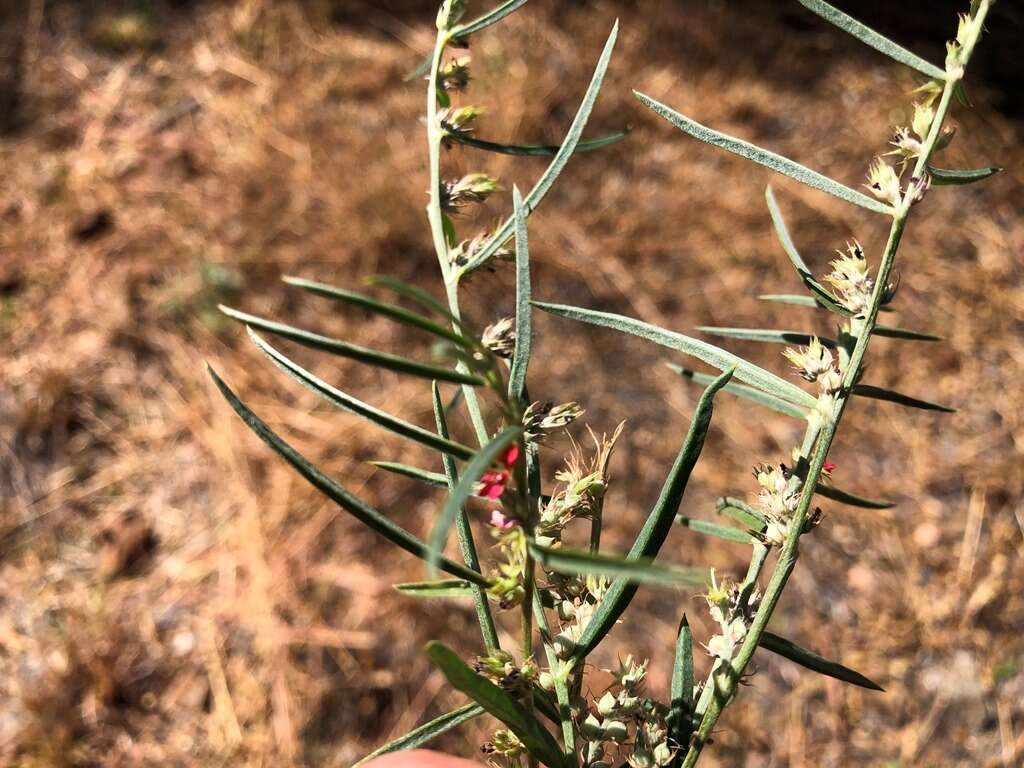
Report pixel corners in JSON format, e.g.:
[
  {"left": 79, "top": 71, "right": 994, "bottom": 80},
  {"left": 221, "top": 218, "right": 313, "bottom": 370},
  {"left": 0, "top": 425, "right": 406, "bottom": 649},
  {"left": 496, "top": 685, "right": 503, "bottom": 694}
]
[{"left": 680, "top": 3, "right": 991, "bottom": 764}]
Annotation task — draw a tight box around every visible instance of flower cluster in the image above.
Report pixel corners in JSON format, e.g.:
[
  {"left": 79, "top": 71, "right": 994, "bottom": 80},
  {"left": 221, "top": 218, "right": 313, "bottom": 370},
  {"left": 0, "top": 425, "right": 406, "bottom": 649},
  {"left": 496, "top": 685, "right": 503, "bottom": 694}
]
[
  {"left": 825, "top": 240, "right": 872, "bottom": 316},
  {"left": 440, "top": 172, "right": 501, "bottom": 212},
  {"left": 703, "top": 571, "right": 759, "bottom": 662},
  {"left": 480, "top": 729, "right": 525, "bottom": 763},
  {"left": 473, "top": 650, "right": 539, "bottom": 698},
  {"left": 481, "top": 316, "right": 516, "bottom": 358},
  {"left": 523, "top": 400, "right": 586, "bottom": 442},
  {"left": 579, "top": 656, "right": 675, "bottom": 768}
]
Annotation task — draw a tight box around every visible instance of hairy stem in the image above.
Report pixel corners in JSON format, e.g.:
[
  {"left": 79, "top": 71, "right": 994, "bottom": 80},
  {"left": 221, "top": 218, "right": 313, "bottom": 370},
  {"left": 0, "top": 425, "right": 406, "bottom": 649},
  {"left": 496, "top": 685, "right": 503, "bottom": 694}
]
[
  {"left": 425, "top": 25, "right": 501, "bottom": 650},
  {"left": 681, "top": 4, "right": 990, "bottom": 764}
]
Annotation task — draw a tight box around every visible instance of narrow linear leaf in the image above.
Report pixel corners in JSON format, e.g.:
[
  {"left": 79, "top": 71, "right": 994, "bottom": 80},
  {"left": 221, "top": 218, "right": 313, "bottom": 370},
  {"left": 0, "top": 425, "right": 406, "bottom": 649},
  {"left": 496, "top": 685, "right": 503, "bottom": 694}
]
[
  {"left": 367, "top": 275, "right": 469, "bottom": 332},
  {"left": 371, "top": 461, "right": 448, "bottom": 488},
  {"left": 433, "top": 382, "right": 501, "bottom": 652},
  {"left": 394, "top": 580, "right": 475, "bottom": 598},
  {"left": 715, "top": 497, "right": 767, "bottom": 532},
  {"left": 404, "top": 52, "right": 432, "bottom": 83},
  {"left": 282, "top": 276, "right": 473, "bottom": 347},
  {"left": 765, "top": 186, "right": 855, "bottom": 317},
  {"left": 758, "top": 293, "right": 821, "bottom": 308},
  {"left": 675, "top": 516, "right": 754, "bottom": 544},
  {"left": 796, "top": 0, "right": 945, "bottom": 80},
  {"left": 448, "top": 128, "right": 629, "bottom": 157},
  {"left": 352, "top": 703, "right": 484, "bottom": 767},
  {"left": 668, "top": 615, "right": 695, "bottom": 750},
  {"left": 247, "top": 331, "right": 475, "bottom": 461},
  {"left": 508, "top": 187, "right": 532, "bottom": 402},
  {"left": 450, "top": 0, "right": 529, "bottom": 39},
  {"left": 207, "top": 366, "right": 488, "bottom": 586},
  {"left": 458, "top": 21, "right": 618, "bottom": 276},
  {"left": 759, "top": 293, "right": 894, "bottom": 313},
  {"left": 221, "top": 306, "right": 484, "bottom": 386},
  {"left": 428, "top": 426, "right": 522, "bottom": 575},
  {"left": 425, "top": 642, "right": 569, "bottom": 768},
  {"left": 572, "top": 369, "right": 733, "bottom": 660},
  {"left": 698, "top": 326, "right": 837, "bottom": 349},
  {"left": 530, "top": 542, "right": 707, "bottom": 588},
  {"left": 815, "top": 484, "right": 895, "bottom": 510},
  {"left": 760, "top": 631, "right": 884, "bottom": 691},
  {"left": 928, "top": 165, "right": 1002, "bottom": 185},
  {"left": 634, "top": 93, "right": 893, "bottom": 215},
  {"left": 852, "top": 383, "right": 956, "bottom": 413},
  {"left": 873, "top": 325, "right": 942, "bottom": 342},
  {"left": 670, "top": 365, "right": 808, "bottom": 420},
  {"left": 534, "top": 300, "right": 816, "bottom": 408}
]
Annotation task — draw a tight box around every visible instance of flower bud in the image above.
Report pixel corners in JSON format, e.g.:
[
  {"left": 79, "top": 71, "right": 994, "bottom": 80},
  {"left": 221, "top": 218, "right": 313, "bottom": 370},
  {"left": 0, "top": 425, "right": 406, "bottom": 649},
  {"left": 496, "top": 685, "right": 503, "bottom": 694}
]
[
  {"left": 597, "top": 690, "right": 619, "bottom": 717},
  {"left": 581, "top": 713, "right": 603, "bottom": 739},
  {"left": 603, "top": 719, "right": 629, "bottom": 743}
]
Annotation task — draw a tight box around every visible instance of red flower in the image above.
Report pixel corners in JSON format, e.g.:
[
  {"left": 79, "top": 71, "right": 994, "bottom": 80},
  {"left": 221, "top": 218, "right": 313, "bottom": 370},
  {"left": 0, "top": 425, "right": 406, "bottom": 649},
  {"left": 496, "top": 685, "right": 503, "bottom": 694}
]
[
  {"left": 476, "top": 444, "right": 521, "bottom": 500},
  {"left": 823, "top": 460, "right": 837, "bottom": 475}
]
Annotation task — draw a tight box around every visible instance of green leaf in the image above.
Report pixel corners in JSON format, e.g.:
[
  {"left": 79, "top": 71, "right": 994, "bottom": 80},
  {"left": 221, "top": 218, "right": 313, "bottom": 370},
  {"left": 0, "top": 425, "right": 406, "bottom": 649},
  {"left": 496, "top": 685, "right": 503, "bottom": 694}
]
[
  {"left": 796, "top": 0, "right": 946, "bottom": 80},
  {"left": 366, "top": 275, "right": 468, "bottom": 332},
  {"left": 533, "top": 300, "right": 816, "bottom": 408},
  {"left": 207, "top": 366, "right": 489, "bottom": 586},
  {"left": 458, "top": 21, "right": 618, "bottom": 277},
  {"left": 428, "top": 426, "right": 522, "bottom": 575},
  {"left": 571, "top": 369, "right": 733, "bottom": 660},
  {"left": 450, "top": 0, "right": 529, "bottom": 39},
  {"left": 758, "top": 293, "right": 896, "bottom": 314},
  {"left": 668, "top": 615, "right": 695, "bottom": 751},
  {"left": 852, "top": 383, "right": 955, "bottom": 413},
  {"left": 760, "top": 631, "right": 884, "bottom": 691},
  {"left": 928, "top": 165, "right": 1002, "bottom": 185},
  {"left": 220, "top": 305, "right": 485, "bottom": 386},
  {"left": 765, "top": 186, "right": 855, "bottom": 317},
  {"left": 697, "top": 326, "right": 837, "bottom": 349},
  {"left": 815, "top": 484, "right": 895, "bottom": 510},
  {"left": 371, "top": 461, "right": 449, "bottom": 488},
  {"left": 447, "top": 128, "right": 629, "bottom": 156},
  {"left": 352, "top": 703, "right": 484, "bottom": 767},
  {"left": 715, "top": 497, "right": 766, "bottom": 532},
  {"left": 633, "top": 94, "right": 894, "bottom": 215},
  {"left": 281, "top": 276, "right": 474, "bottom": 347},
  {"left": 425, "top": 641, "right": 569, "bottom": 768},
  {"left": 758, "top": 293, "right": 822, "bottom": 309},
  {"left": 675, "top": 516, "right": 754, "bottom": 544},
  {"left": 529, "top": 542, "right": 707, "bottom": 588},
  {"left": 669, "top": 365, "right": 808, "bottom": 420},
  {"left": 508, "top": 187, "right": 532, "bottom": 402},
  {"left": 394, "top": 580, "right": 476, "bottom": 598},
  {"left": 873, "top": 325, "right": 942, "bottom": 342},
  {"left": 433, "top": 382, "right": 501, "bottom": 652},
  {"left": 247, "top": 330, "right": 475, "bottom": 461}
]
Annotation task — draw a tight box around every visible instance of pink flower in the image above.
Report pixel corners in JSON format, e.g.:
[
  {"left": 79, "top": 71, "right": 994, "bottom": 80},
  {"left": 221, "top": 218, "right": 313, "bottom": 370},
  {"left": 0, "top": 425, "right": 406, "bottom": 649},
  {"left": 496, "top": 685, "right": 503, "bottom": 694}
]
[
  {"left": 475, "top": 443, "right": 521, "bottom": 500},
  {"left": 823, "top": 460, "right": 837, "bottom": 475},
  {"left": 489, "top": 509, "right": 515, "bottom": 529}
]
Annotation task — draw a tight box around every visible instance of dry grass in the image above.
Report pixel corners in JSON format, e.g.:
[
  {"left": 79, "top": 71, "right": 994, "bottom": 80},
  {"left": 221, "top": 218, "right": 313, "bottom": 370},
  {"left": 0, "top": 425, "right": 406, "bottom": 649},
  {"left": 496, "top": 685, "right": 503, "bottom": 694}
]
[{"left": 1, "top": 1, "right": 1022, "bottom": 766}]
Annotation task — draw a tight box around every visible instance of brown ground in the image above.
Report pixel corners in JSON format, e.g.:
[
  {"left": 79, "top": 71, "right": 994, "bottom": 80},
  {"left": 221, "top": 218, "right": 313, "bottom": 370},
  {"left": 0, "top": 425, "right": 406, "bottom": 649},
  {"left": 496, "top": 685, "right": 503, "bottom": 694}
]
[{"left": 1, "top": 1, "right": 1022, "bottom": 767}]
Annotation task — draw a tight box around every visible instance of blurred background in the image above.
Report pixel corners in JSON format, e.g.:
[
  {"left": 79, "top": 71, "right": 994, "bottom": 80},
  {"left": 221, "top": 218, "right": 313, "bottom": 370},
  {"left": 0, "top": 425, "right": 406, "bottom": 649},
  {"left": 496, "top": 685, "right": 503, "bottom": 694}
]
[{"left": 1, "top": 1, "right": 1022, "bottom": 766}]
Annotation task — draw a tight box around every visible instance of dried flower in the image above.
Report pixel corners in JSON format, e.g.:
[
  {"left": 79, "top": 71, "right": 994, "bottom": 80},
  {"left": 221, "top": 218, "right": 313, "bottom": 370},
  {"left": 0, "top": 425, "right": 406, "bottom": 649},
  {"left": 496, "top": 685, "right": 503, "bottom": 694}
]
[
  {"left": 523, "top": 400, "right": 585, "bottom": 441},
  {"left": 482, "top": 316, "right": 516, "bottom": 358},
  {"left": 783, "top": 336, "right": 834, "bottom": 382},
  {"left": 438, "top": 56, "right": 471, "bottom": 91},
  {"left": 865, "top": 157, "right": 902, "bottom": 207},
  {"left": 440, "top": 172, "right": 501, "bottom": 211}
]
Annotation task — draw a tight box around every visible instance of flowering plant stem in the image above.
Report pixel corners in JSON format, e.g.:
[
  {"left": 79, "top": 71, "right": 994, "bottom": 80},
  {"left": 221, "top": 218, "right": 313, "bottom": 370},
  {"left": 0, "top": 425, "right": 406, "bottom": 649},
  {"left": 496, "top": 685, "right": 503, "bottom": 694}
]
[{"left": 680, "top": 3, "right": 991, "bottom": 763}]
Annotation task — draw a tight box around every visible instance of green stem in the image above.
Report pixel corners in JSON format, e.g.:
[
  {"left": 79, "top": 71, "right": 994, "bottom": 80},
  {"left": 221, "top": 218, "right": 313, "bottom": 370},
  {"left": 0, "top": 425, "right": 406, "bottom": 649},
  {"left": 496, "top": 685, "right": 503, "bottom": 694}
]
[
  {"left": 534, "top": 595, "right": 578, "bottom": 764},
  {"left": 680, "top": 5, "right": 990, "bottom": 765},
  {"left": 425, "top": 25, "right": 500, "bottom": 649}
]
